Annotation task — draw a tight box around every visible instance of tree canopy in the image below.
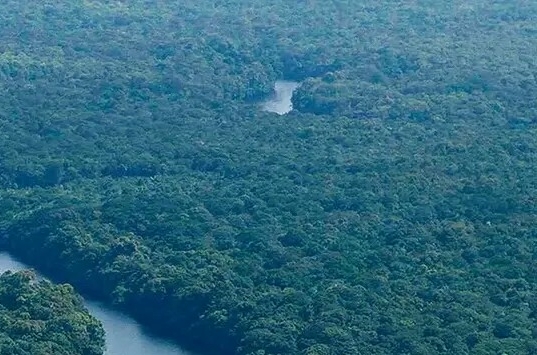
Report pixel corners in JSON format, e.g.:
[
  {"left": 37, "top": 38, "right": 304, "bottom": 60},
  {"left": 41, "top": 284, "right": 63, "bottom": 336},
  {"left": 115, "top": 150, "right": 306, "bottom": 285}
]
[
  {"left": 0, "top": 1, "right": 536, "bottom": 355},
  {"left": 0, "top": 271, "right": 104, "bottom": 355}
]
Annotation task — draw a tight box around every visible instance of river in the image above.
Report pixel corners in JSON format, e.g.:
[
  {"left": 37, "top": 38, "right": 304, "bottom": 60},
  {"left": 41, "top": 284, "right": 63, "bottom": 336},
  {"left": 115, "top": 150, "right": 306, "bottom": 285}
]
[
  {"left": 262, "top": 80, "right": 300, "bottom": 115},
  {"left": 0, "top": 251, "right": 190, "bottom": 355}
]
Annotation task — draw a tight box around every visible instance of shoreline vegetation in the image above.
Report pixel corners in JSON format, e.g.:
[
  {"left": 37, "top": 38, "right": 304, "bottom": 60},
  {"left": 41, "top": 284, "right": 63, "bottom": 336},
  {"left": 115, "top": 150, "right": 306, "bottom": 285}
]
[
  {"left": 0, "top": 1, "right": 536, "bottom": 355},
  {"left": 0, "top": 271, "right": 105, "bottom": 355},
  {"left": 0, "top": 252, "right": 190, "bottom": 355}
]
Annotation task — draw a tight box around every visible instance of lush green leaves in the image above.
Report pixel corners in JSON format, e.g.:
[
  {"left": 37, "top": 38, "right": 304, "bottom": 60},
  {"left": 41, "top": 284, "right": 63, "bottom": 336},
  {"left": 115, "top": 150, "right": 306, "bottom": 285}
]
[
  {"left": 0, "top": 1, "right": 536, "bottom": 355},
  {"left": 0, "top": 271, "right": 104, "bottom": 355}
]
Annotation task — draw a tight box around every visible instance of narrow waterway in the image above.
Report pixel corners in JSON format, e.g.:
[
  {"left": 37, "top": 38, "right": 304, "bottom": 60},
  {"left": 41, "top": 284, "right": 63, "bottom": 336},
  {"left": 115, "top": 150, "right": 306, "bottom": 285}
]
[
  {"left": 0, "top": 252, "right": 190, "bottom": 355},
  {"left": 262, "top": 80, "right": 300, "bottom": 115}
]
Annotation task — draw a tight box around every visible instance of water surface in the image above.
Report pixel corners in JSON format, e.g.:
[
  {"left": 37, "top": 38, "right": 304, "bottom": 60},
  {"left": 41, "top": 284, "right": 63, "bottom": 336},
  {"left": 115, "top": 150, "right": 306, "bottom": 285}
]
[
  {"left": 0, "top": 252, "right": 190, "bottom": 355},
  {"left": 262, "top": 80, "right": 300, "bottom": 115}
]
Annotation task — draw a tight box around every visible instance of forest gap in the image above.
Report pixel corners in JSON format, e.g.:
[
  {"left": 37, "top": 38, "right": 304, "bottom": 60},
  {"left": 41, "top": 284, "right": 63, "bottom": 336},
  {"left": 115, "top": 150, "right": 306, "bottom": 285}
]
[{"left": 261, "top": 80, "right": 300, "bottom": 115}]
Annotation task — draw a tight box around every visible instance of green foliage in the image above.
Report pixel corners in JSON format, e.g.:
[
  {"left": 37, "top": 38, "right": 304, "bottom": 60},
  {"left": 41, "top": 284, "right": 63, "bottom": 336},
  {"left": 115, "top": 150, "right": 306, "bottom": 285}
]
[
  {"left": 0, "top": 1, "right": 536, "bottom": 355},
  {"left": 0, "top": 271, "right": 105, "bottom": 355}
]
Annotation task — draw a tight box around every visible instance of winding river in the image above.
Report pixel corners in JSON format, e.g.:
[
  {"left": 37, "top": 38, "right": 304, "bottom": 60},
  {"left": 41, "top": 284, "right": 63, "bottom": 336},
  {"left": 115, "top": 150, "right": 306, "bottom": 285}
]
[
  {"left": 0, "top": 252, "right": 190, "bottom": 355},
  {"left": 262, "top": 80, "right": 300, "bottom": 115},
  {"left": 0, "top": 81, "right": 301, "bottom": 355}
]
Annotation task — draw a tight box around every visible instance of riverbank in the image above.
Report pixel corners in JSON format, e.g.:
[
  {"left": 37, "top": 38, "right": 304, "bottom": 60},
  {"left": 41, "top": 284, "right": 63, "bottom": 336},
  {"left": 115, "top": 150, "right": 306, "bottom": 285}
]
[{"left": 0, "top": 252, "right": 190, "bottom": 355}]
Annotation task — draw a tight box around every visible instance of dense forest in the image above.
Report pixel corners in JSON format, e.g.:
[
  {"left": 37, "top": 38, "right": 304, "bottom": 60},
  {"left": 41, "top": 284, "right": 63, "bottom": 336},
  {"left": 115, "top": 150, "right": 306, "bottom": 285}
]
[
  {"left": 0, "top": 0, "right": 536, "bottom": 354},
  {"left": 0, "top": 271, "right": 104, "bottom": 355}
]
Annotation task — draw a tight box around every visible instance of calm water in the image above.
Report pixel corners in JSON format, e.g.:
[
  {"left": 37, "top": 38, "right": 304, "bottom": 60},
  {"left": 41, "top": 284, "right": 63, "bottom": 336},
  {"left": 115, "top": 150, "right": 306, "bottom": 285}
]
[
  {"left": 262, "top": 80, "right": 300, "bottom": 115},
  {"left": 0, "top": 252, "right": 190, "bottom": 355}
]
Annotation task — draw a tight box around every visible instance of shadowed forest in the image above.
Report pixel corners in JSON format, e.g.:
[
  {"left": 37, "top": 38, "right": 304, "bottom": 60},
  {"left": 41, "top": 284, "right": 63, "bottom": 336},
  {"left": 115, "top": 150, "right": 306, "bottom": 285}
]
[{"left": 0, "top": 0, "right": 537, "bottom": 354}]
